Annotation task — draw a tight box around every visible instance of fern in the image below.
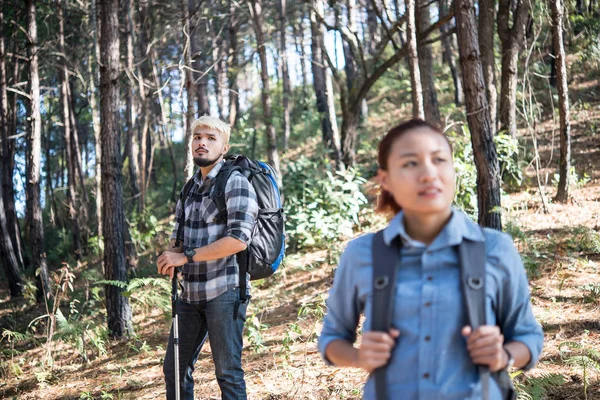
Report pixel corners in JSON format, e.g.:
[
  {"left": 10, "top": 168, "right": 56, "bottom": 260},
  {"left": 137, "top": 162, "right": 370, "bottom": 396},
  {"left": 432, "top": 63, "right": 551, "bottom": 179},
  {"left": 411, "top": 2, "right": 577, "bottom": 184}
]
[{"left": 513, "top": 372, "right": 566, "bottom": 400}]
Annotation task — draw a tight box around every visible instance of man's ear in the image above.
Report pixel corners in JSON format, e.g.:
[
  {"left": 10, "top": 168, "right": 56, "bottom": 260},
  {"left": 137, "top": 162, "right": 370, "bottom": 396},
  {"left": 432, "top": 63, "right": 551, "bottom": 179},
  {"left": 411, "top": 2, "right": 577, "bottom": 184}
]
[
  {"left": 222, "top": 143, "right": 230, "bottom": 155},
  {"left": 377, "top": 169, "right": 390, "bottom": 192}
]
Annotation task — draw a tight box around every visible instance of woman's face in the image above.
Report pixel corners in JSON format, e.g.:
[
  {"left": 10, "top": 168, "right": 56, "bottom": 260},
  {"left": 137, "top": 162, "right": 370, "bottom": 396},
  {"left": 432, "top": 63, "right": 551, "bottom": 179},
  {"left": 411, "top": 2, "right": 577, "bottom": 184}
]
[{"left": 378, "top": 127, "right": 455, "bottom": 216}]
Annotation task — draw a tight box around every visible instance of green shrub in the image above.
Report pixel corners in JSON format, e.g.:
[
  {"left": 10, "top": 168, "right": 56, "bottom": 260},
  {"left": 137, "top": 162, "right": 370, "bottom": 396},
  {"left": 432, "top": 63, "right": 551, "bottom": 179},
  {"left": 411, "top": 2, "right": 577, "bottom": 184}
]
[{"left": 283, "top": 155, "right": 368, "bottom": 251}]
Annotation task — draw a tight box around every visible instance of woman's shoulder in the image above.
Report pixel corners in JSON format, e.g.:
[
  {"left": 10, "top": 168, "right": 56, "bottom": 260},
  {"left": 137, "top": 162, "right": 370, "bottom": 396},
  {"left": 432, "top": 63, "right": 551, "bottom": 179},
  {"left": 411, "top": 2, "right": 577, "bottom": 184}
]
[
  {"left": 343, "top": 232, "right": 376, "bottom": 255},
  {"left": 481, "top": 227, "right": 523, "bottom": 275},
  {"left": 337, "top": 232, "right": 377, "bottom": 267}
]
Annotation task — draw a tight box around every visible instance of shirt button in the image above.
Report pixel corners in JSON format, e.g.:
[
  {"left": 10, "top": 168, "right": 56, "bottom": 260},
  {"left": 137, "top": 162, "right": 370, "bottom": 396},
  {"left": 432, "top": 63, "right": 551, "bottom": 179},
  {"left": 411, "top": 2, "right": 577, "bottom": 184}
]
[
  {"left": 425, "top": 335, "right": 431, "bottom": 341},
  {"left": 427, "top": 276, "right": 433, "bottom": 281},
  {"left": 424, "top": 302, "right": 431, "bottom": 307},
  {"left": 423, "top": 372, "right": 430, "bottom": 379}
]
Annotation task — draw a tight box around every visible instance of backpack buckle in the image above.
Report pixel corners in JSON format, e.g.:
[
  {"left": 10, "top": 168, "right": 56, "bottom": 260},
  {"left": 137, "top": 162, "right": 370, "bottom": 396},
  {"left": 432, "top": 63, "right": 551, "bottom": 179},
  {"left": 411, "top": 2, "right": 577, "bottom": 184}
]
[
  {"left": 467, "top": 277, "right": 484, "bottom": 290},
  {"left": 374, "top": 276, "right": 389, "bottom": 290}
]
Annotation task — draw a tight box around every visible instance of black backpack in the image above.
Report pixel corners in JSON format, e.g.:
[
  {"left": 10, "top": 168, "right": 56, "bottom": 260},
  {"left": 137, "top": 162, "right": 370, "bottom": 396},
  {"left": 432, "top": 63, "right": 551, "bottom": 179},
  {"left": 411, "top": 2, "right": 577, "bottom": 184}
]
[
  {"left": 370, "top": 230, "right": 516, "bottom": 400},
  {"left": 174, "top": 155, "right": 285, "bottom": 302}
]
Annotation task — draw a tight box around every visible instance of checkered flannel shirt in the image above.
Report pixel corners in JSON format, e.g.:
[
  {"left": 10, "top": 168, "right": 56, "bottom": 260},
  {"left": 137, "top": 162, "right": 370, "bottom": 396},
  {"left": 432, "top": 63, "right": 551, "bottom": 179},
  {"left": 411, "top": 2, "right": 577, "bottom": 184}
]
[{"left": 171, "top": 160, "right": 258, "bottom": 303}]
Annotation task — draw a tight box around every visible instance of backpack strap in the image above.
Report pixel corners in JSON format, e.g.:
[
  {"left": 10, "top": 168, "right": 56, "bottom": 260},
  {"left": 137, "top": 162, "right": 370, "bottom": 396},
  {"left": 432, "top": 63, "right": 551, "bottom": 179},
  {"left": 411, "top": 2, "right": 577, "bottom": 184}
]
[
  {"left": 174, "top": 176, "right": 197, "bottom": 248},
  {"left": 210, "top": 157, "right": 252, "bottom": 304},
  {"left": 458, "top": 237, "right": 490, "bottom": 400},
  {"left": 371, "top": 230, "right": 402, "bottom": 400}
]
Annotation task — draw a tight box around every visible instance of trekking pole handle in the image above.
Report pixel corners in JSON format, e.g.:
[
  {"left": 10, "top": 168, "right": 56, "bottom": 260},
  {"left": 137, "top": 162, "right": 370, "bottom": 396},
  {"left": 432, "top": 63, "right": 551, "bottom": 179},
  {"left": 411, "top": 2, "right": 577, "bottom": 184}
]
[{"left": 171, "top": 267, "right": 180, "bottom": 319}]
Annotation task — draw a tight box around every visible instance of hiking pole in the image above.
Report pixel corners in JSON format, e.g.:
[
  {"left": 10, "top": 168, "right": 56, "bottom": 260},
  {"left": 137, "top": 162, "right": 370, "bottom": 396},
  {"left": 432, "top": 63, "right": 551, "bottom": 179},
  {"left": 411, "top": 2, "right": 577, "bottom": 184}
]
[{"left": 171, "top": 267, "right": 181, "bottom": 400}]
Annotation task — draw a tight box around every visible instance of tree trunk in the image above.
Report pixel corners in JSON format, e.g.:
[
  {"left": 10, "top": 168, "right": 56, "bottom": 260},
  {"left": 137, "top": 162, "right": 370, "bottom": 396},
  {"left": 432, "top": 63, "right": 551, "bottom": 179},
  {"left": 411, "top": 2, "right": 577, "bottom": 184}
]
[
  {"left": 59, "top": 0, "right": 83, "bottom": 259},
  {"left": 310, "top": 0, "right": 342, "bottom": 166},
  {"left": 183, "top": 0, "right": 196, "bottom": 181},
  {"left": 405, "top": 0, "right": 424, "bottom": 119},
  {"left": 439, "top": 0, "right": 463, "bottom": 105},
  {"left": 0, "top": 172, "right": 23, "bottom": 298},
  {"left": 99, "top": 0, "right": 134, "bottom": 338},
  {"left": 137, "top": 0, "right": 152, "bottom": 211},
  {"left": 248, "top": 0, "right": 282, "bottom": 183},
  {"left": 195, "top": 16, "right": 211, "bottom": 118},
  {"left": 279, "top": 0, "right": 291, "bottom": 150},
  {"left": 341, "top": 0, "right": 358, "bottom": 94},
  {"left": 498, "top": 0, "right": 530, "bottom": 138},
  {"left": 551, "top": 0, "right": 571, "bottom": 203},
  {"left": 43, "top": 119, "right": 57, "bottom": 227},
  {"left": 292, "top": 5, "right": 309, "bottom": 96},
  {"left": 228, "top": 1, "right": 240, "bottom": 128},
  {"left": 209, "top": 2, "right": 228, "bottom": 121},
  {"left": 455, "top": 0, "right": 503, "bottom": 230},
  {"left": 151, "top": 47, "right": 179, "bottom": 199},
  {"left": 1, "top": 7, "right": 24, "bottom": 270},
  {"left": 125, "top": 0, "right": 142, "bottom": 211},
  {"left": 417, "top": 0, "right": 441, "bottom": 126},
  {"left": 478, "top": 0, "right": 498, "bottom": 131},
  {"left": 26, "top": 0, "right": 51, "bottom": 302},
  {"left": 90, "top": 0, "right": 102, "bottom": 238},
  {"left": 367, "top": 0, "right": 380, "bottom": 56}
]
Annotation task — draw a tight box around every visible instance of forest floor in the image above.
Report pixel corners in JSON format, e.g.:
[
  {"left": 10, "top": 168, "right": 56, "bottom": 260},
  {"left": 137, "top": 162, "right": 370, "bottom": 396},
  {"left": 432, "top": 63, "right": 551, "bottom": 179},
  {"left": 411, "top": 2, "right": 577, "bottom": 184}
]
[{"left": 1, "top": 83, "right": 600, "bottom": 399}]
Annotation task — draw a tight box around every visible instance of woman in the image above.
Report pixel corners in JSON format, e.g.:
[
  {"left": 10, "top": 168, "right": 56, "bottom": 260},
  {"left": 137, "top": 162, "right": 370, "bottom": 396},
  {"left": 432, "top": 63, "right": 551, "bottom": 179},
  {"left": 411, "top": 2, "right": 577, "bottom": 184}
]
[{"left": 318, "top": 119, "right": 543, "bottom": 399}]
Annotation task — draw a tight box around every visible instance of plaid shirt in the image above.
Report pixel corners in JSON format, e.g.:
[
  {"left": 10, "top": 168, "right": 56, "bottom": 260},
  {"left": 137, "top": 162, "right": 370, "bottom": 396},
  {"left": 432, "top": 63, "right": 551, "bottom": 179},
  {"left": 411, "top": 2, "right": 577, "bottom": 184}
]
[{"left": 171, "top": 160, "right": 258, "bottom": 303}]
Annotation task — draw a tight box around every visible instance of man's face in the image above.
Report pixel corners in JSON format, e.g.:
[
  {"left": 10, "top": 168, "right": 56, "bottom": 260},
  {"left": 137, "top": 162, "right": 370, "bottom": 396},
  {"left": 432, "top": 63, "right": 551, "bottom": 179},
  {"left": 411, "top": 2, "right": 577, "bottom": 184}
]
[{"left": 192, "top": 127, "right": 229, "bottom": 167}]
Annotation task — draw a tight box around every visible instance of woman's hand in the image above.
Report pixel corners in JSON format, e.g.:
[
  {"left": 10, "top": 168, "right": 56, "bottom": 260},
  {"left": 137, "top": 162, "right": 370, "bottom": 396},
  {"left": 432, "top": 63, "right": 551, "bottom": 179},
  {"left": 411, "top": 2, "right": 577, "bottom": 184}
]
[
  {"left": 357, "top": 328, "right": 401, "bottom": 373},
  {"left": 462, "top": 325, "right": 508, "bottom": 372}
]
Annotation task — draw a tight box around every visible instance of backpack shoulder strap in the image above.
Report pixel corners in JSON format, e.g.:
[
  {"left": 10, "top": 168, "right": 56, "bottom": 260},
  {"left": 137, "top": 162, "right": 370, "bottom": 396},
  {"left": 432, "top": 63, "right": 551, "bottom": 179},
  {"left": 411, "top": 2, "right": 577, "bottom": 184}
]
[
  {"left": 371, "top": 230, "right": 402, "bottom": 400},
  {"left": 211, "top": 159, "right": 245, "bottom": 224},
  {"left": 174, "top": 176, "right": 197, "bottom": 248},
  {"left": 458, "top": 235, "right": 490, "bottom": 400}
]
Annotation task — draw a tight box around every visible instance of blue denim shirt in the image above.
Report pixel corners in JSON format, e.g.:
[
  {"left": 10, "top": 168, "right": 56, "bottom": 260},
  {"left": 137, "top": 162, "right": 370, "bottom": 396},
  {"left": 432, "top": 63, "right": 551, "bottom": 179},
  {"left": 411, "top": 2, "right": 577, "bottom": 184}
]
[{"left": 318, "top": 208, "right": 544, "bottom": 400}]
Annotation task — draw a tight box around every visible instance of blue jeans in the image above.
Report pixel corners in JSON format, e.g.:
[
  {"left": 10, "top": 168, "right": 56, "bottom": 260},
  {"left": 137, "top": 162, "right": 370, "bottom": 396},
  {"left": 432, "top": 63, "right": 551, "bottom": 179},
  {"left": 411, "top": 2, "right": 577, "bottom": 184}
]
[{"left": 163, "top": 288, "right": 248, "bottom": 400}]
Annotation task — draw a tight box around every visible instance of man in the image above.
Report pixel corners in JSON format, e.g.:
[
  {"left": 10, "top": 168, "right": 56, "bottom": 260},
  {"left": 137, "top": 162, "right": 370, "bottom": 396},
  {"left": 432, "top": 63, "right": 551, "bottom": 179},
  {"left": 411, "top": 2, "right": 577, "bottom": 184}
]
[{"left": 157, "top": 115, "right": 258, "bottom": 400}]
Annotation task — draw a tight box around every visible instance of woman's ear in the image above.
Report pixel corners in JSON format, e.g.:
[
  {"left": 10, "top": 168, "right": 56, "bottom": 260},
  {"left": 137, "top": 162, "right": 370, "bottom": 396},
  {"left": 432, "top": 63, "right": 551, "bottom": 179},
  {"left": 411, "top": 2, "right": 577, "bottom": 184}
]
[{"left": 377, "top": 169, "right": 390, "bottom": 192}]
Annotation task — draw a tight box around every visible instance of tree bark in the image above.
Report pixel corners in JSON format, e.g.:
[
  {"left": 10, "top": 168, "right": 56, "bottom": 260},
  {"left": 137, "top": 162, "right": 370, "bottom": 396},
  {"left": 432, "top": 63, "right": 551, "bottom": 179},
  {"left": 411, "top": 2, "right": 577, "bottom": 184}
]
[
  {"left": 478, "top": 0, "right": 498, "bottom": 131},
  {"left": 551, "top": 0, "right": 571, "bottom": 203},
  {"left": 125, "top": 0, "right": 142, "bottom": 211},
  {"left": 195, "top": 15, "right": 211, "bottom": 118},
  {"left": 90, "top": 0, "right": 102, "bottom": 238},
  {"left": 367, "top": 0, "right": 381, "bottom": 56},
  {"left": 310, "top": 0, "right": 342, "bottom": 166},
  {"left": 99, "top": 0, "right": 134, "bottom": 338},
  {"left": 209, "top": 1, "right": 229, "bottom": 121},
  {"left": 292, "top": 5, "right": 309, "bottom": 96},
  {"left": 26, "top": 0, "right": 51, "bottom": 302},
  {"left": 455, "top": 0, "right": 503, "bottom": 229},
  {"left": 279, "top": 0, "right": 291, "bottom": 150},
  {"left": 137, "top": 0, "right": 152, "bottom": 210},
  {"left": 183, "top": 0, "right": 196, "bottom": 181},
  {"left": 417, "top": 0, "right": 441, "bottom": 126},
  {"left": 228, "top": 0, "right": 240, "bottom": 128},
  {"left": 0, "top": 172, "right": 23, "bottom": 298},
  {"left": 59, "top": 0, "right": 83, "bottom": 259},
  {"left": 247, "top": 0, "right": 282, "bottom": 183},
  {"left": 1, "top": 6, "right": 24, "bottom": 270},
  {"left": 405, "top": 0, "right": 425, "bottom": 119},
  {"left": 498, "top": 0, "right": 530, "bottom": 138},
  {"left": 440, "top": 0, "right": 463, "bottom": 105}
]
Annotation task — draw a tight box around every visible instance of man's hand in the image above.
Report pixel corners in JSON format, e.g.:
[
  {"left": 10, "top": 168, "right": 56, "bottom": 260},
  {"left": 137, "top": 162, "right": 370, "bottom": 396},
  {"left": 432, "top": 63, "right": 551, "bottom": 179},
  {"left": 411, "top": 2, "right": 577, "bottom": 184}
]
[
  {"left": 157, "top": 251, "right": 187, "bottom": 278},
  {"left": 357, "top": 328, "right": 400, "bottom": 373},
  {"left": 462, "top": 325, "right": 508, "bottom": 372}
]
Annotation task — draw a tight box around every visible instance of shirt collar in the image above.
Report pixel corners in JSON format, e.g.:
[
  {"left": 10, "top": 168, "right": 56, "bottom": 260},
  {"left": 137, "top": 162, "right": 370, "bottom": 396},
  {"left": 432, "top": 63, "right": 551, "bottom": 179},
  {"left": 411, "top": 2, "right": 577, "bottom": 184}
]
[
  {"left": 382, "top": 207, "right": 485, "bottom": 250},
  {"left": 193, "top": 159, "right": 226, "bottom": 186}
]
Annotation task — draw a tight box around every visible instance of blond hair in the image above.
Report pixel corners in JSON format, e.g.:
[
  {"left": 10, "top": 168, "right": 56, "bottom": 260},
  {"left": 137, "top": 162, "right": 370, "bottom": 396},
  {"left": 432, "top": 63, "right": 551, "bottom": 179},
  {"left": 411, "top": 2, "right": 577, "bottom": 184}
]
[{"left": 190, "top": 115, "right": 231, "bottom": 143}]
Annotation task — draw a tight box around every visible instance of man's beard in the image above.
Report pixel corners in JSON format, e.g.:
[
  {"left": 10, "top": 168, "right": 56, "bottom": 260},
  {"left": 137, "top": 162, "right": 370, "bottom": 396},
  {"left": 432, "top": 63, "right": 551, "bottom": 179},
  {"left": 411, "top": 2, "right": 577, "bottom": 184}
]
[{"left": 193, "top": 153, "right": 221, "bottom": 167}]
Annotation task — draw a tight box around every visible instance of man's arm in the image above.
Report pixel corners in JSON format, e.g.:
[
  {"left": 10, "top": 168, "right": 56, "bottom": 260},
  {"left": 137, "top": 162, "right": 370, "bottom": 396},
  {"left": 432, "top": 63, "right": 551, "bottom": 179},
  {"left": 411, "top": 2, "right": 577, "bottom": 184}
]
[{"left": 157, "top": 236, "right": 247, "bottom": 278}]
